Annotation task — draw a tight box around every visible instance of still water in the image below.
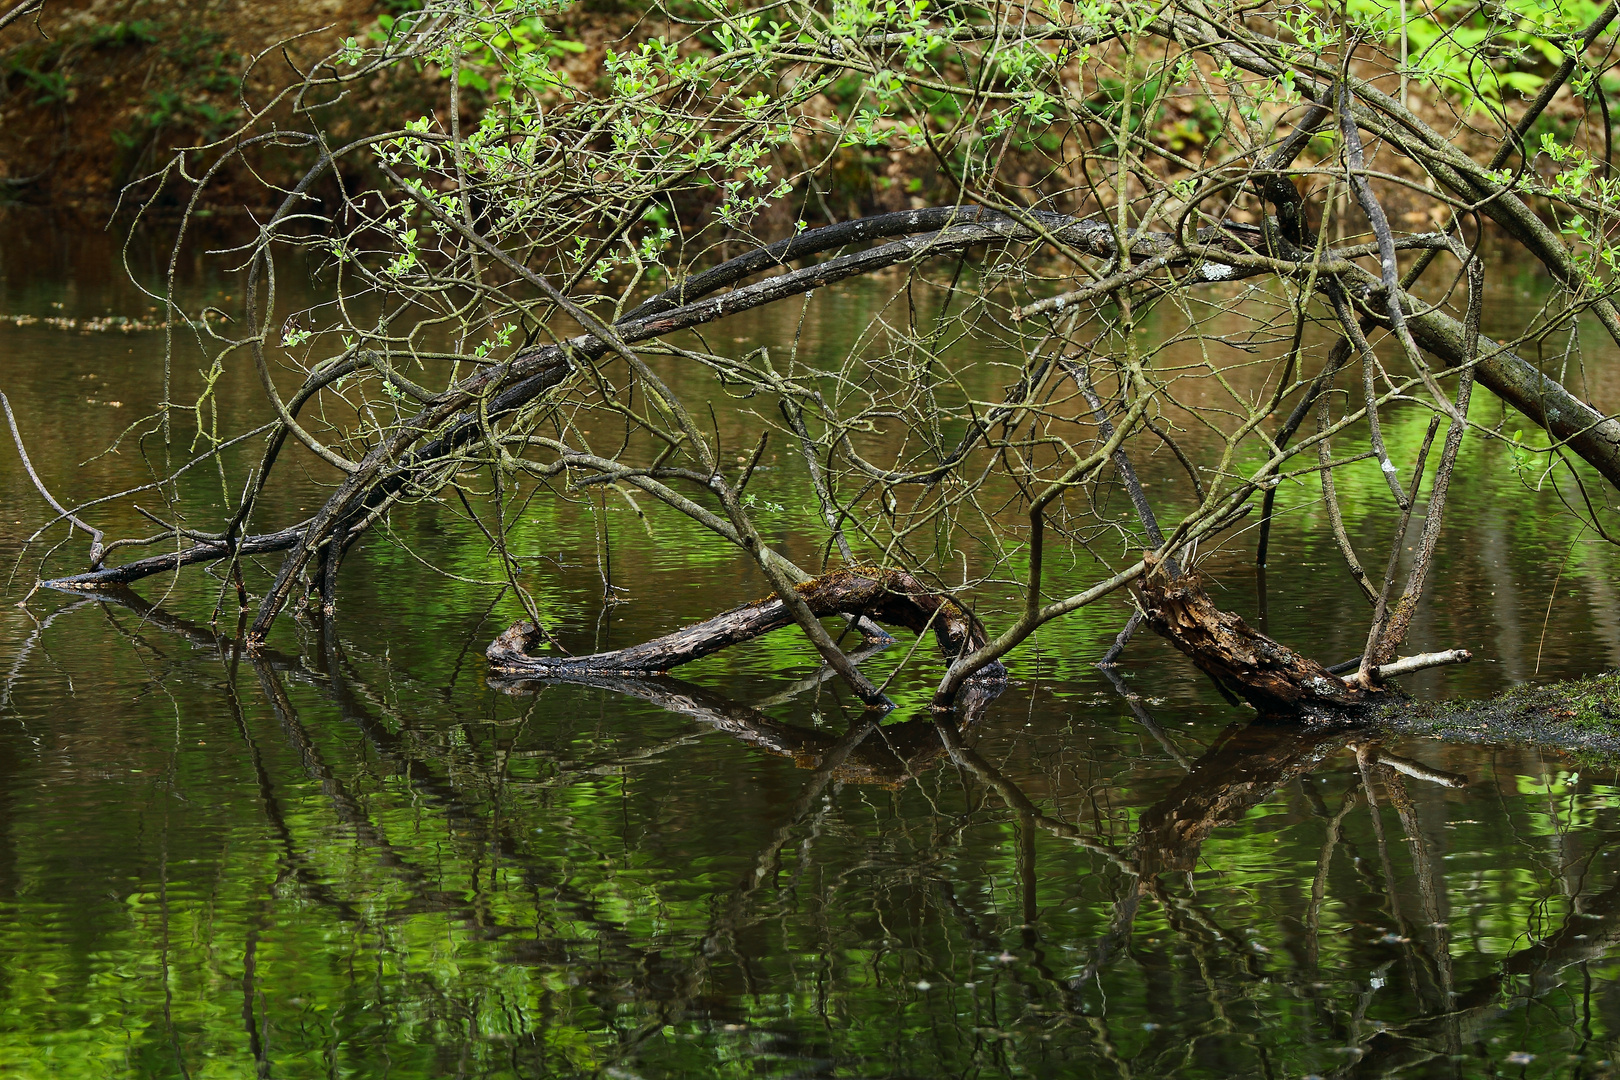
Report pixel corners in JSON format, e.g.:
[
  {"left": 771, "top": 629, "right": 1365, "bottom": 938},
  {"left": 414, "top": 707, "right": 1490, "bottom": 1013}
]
[{"left": 3, "top": 213, "right": 1620, "bottom": 1078}]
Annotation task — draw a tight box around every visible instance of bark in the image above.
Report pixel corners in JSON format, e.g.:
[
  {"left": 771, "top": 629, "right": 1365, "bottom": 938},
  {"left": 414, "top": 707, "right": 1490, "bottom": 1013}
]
[
  {"left": 1134, "top": 552, "right": 1374, "bottom": 714},
  {"left": 40, "top": 521, "right": 313, "bottom": 589},
  {"left": 0, "top": 0, "right": 41, "bottom": 33},
  {"left": 1405, "top": 307, "right": 1620, "bottom": 489},
  {"left": 487, "top": 566, "right": 1005, "bottom": 683}
]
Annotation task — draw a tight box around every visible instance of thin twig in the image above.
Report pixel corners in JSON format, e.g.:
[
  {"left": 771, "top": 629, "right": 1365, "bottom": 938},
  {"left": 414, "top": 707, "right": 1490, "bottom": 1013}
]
[{"left": 2, "top": 391, "right": 104, "bottom": 567}]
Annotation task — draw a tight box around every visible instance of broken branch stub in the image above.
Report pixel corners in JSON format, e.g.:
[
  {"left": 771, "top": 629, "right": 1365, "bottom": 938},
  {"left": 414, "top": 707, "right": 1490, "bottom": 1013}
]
[{"left": 486, "top": 567, "right": 1004, "bottom": 685}]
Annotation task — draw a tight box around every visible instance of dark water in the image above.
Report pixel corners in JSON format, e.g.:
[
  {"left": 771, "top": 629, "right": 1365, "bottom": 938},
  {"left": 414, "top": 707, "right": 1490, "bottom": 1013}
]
[{"left": 3, "top": 213, "right": 1620, "bottom": 1078}]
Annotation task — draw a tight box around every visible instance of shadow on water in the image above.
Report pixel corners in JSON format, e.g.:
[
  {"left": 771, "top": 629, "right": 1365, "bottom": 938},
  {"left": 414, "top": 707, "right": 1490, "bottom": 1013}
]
[{"left": 0, "top": 587, "right": 1609, "bottom": 1077}]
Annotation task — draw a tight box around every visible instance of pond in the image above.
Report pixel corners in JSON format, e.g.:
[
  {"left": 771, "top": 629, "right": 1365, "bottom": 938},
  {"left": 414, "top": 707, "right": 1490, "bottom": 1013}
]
[{"left": 2, "top": 211, "right": 1620, "bottom": 1079}]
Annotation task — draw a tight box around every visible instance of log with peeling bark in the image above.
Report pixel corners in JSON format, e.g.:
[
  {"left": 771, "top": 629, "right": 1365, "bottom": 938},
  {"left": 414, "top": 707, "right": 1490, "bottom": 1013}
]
[
  {"left": 487, "top": 566, "right": 1005, "bottom": 683},
  {"left": 1134, "top": 553, "right": 1374, "bottom": 713},
  {"left": 1133, "top": 553, "right": 1473, "bottom": 715}
]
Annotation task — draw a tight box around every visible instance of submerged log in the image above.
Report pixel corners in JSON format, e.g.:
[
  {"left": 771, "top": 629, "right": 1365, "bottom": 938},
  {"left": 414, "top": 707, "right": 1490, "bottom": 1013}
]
[
  {"left": 486, "top": 566, "right": 1005, "bottom": 683},
  {"left": 1135, "top": 553, "right": 1372, "bottom": 714},
  {"left": 1134, "top": 554, "right": 1472, "bottom": 715}
]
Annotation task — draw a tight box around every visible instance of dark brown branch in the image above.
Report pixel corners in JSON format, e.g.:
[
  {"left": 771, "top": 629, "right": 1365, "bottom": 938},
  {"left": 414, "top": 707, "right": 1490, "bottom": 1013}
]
[
  {"left": 39, "top": 208, "right": 1252, "bottom": 598},
  {"left": 43, "top": 520, "right": 313, "bottom": 590},
  {"left": 487, "top": 566, "right": 1004, "bottom": 685}
]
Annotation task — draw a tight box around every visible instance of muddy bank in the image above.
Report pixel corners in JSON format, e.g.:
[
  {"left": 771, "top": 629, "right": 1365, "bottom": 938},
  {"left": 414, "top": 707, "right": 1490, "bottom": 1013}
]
[{"left": 0, "top": 0, "right": 376, "bottom": 209}]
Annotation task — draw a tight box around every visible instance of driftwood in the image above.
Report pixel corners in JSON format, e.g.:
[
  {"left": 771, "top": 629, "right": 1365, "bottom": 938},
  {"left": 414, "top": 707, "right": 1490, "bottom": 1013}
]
[
  {"left": 487, "top": 566, "right": 1004, "bottom": 684},
  {"left": 1134, "top": 553, "right": 1471, "bottom": 715}
]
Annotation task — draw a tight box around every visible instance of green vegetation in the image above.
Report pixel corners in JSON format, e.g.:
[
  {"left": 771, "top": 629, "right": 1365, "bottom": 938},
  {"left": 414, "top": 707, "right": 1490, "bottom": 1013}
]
[
  {"left": 1342, "top": 0, "right": 1609, "bottom": 112},
  {"left": 1504, "top": 667, "right": 1620, "bottom": 727},
  {"left": 107, "top": 26, "right": 241, "bottom": 177}
]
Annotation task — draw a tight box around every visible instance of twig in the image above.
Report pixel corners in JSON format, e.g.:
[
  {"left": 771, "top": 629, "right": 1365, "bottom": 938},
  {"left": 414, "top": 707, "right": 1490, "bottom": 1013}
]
[
  {"left": 1098, "top": 610, "right": 1144, "bottom": 668},
  {"left": 1358, "top": 414, "right": 1442, "bottom": 684},
  {"left": 1535, "top": 525, "right": 1587, "bottom": 675},
  {"left": 1316, "top": 389, "right": 1375, "bottom": 603},
  {"left": 1371, "top": 242, "right": 1482, "bottom": 661},
  {"left": 0, "top": 0, "right": 42, "bottom": 34},
  {"left": 2, "top": 391, "right": 105, "bottom": 567},
  {"left": 1329, "top": 289, "right": 1409, "bottom": 510}
]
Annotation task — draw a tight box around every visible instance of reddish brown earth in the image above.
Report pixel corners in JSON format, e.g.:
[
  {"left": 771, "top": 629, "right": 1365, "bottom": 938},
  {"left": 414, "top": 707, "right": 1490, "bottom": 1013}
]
[
  {"left": 0, "top": 0, "right": 388, "bottom": 209},
  {"left": 2, "top": 1, "right": 1593, "bottom": 222}
]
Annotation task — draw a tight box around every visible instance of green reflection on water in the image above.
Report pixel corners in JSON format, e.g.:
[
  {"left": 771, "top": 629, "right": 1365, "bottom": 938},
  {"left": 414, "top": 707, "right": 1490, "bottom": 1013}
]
[{"left": 2, "top": 624, "right": 1618, "bottom": 1080}]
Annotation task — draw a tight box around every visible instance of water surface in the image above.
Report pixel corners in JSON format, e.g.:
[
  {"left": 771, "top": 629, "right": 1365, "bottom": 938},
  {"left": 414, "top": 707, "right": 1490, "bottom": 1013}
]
[{"left": 2, "top": 212, "right": 1620, "bottom": 1078}]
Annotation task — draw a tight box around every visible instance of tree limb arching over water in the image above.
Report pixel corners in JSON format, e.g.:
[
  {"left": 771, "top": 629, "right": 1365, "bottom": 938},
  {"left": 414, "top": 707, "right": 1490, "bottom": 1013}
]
[{"left": 15, "top": 0, "right": 1620, "bottom": 717}]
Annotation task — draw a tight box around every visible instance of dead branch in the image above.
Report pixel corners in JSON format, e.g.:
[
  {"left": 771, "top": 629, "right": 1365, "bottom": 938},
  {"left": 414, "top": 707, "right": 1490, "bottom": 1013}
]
[{"left": 487, "top": 567, "right": 1004, "bottom": 683}]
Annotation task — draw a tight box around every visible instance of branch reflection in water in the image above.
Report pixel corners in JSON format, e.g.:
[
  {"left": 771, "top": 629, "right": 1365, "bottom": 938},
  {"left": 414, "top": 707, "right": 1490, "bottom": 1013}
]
[{"left": 6, "top": 588, "right": 1617, "bottom": 1079}]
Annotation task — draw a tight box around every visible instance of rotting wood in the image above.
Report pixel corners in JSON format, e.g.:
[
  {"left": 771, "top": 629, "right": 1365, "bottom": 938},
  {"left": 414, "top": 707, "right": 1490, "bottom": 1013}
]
[
  {"left": 487, "top": 566, "right": 1005, "bottom": 683},
  {"left": 1134, "top": 552, "right": 1373, "bottom": 714},
  {"left": 1134, "top": 552, "right": 1473, "bottom": 715}
]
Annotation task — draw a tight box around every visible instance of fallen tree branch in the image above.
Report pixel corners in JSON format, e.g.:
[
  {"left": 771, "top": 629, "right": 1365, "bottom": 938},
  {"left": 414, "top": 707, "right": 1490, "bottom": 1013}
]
[
  {"left": 1134, "top": 552, "right": 1373, "bottom": 714},
  {"left": 42, "top": 206, "right": 1620, "bottom": 604},
  {"left": 486, "top": 566, "right": 1005, "bottom": 686}
]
